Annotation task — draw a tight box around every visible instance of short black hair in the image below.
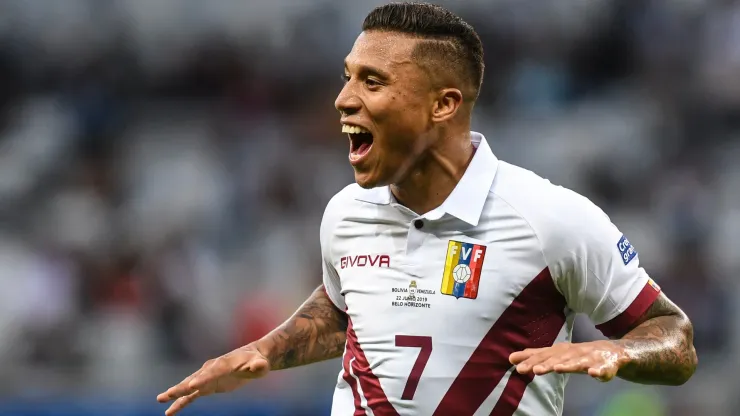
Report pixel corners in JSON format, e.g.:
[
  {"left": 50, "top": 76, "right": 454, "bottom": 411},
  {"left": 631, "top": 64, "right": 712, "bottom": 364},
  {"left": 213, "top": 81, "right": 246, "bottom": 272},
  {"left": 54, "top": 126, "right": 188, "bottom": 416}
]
[{"left": 362, "top": 2, "right": 484, "bottom": 102}]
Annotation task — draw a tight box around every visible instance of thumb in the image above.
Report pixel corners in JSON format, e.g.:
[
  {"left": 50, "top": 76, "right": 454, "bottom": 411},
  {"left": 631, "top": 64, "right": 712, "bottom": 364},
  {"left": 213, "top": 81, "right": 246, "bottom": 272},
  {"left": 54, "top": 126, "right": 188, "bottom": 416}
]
[
  {"left": 587, "top": 366, "right": 614, "bottom": 382},
  {"left": 246, "top": 356, "right": 270, "bottom": 377},
  {"left": 235, "top": 353, "right": 271, "bottom": 378}
]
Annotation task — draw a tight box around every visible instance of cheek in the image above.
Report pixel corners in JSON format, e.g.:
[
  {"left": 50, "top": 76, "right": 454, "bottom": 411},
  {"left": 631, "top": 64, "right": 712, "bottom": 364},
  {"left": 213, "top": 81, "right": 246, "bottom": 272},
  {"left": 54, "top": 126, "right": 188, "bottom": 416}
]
[
  {"left": 370, "top": 92, "right": 430, "bottom": 165},
  {"left": 382, "top": 93, "right": 428, "bottom": 135}
]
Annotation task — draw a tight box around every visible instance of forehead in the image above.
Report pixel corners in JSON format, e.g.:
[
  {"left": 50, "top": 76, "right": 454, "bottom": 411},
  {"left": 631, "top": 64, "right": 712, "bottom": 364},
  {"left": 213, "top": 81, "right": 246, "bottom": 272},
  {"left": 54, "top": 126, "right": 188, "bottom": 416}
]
[{"left": 345, "top": 31, "right": 419, "bottom": 72}]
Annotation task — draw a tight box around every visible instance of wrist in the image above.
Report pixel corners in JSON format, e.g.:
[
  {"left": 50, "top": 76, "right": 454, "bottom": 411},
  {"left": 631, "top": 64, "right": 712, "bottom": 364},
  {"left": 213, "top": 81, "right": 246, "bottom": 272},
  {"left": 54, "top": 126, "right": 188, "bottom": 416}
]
[
  {"left": 610, "top": 339, "right": 635, "bottom": 370},
  {"left": 244, "top": 338, "right": 273, "bottom": 362}
]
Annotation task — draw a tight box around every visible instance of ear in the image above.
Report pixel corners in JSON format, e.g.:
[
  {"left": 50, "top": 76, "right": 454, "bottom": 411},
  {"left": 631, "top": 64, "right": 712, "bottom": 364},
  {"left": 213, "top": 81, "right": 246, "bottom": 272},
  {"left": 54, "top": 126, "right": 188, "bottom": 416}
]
[{"left": 431, "top": 88, "right": 464, "bottom": 123}]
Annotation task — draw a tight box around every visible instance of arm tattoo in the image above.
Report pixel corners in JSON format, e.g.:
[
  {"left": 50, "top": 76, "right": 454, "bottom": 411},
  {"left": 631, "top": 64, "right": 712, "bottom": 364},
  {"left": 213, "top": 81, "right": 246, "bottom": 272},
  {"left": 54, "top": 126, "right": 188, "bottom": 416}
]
[
  {"left": 614, "top": 293, "right": 698, "bottom": 385},
  {"left": 253, "top": 285, "right": 348, "bottom": 371}
]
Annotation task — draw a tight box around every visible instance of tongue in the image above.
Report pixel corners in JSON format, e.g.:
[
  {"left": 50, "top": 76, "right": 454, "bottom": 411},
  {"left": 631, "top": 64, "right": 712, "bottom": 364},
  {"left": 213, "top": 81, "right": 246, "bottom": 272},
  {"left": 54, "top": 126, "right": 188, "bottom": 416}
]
[{"left": 356, "top": 142, "right": 371, "bottom": 156}]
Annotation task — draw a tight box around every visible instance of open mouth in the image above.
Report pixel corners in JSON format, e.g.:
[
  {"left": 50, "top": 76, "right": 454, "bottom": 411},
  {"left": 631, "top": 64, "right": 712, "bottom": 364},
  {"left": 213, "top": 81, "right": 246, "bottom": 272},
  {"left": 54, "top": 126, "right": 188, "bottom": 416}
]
[{"left": 342, "top": 124, "right": 374, "bottom": 163}]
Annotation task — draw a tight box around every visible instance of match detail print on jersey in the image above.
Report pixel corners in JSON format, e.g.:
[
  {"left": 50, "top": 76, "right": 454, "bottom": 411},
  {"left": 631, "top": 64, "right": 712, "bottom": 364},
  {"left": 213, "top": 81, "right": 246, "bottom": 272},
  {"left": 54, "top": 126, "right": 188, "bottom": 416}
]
[{"left": 441, "top": 241, "right": 486, "bottom": 299}]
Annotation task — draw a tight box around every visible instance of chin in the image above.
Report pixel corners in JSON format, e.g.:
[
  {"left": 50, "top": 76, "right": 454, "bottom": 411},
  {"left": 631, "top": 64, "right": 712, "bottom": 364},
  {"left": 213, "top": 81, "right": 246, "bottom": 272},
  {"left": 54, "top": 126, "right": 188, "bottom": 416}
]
[
  {"left": 353, "top": 171, "right": 382, "bottom": 189},
  {"left": 354, "top": 176, "right": 377, "bottom": 189}
]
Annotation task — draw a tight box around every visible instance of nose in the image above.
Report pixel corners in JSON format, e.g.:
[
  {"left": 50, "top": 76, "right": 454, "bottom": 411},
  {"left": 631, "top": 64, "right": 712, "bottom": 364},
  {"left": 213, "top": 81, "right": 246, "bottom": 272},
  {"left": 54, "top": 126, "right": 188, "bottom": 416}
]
[{"left": 335, "top": 82, "right": 362, "bottom": 116}]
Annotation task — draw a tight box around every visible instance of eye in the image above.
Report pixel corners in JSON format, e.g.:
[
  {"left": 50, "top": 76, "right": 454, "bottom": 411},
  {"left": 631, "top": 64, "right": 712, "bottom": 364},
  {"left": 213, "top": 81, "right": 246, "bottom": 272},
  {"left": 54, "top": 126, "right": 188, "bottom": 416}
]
[
  {"left": 365, "top": 78, "right": 382, "bottom": 88},
  {"left": 341, "top": 74, "right": 351, "bottom": 84}
]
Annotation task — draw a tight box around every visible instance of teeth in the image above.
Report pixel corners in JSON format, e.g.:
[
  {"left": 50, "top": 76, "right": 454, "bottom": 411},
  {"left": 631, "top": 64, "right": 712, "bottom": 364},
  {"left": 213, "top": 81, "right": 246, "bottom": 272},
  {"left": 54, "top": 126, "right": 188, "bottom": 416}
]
[{"left": 342, "top": 124, "right": 370, "bottom": 134}]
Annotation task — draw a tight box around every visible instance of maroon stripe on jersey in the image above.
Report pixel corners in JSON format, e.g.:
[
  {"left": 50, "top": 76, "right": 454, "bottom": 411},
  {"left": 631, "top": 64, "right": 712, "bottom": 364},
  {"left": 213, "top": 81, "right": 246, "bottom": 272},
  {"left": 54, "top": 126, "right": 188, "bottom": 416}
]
[
  {"left": 341, "top": 346, "right": 366, "bottom": 416},
  {"left": 433, "top": 267, "right": 566, "bottom": 416},
  {"left": 488, "top": 371, "right": 534, "bottom": 415},
  {"left": 596, "top": 281, "right": 661, "bottom": 338},
  {"left": 346, "top": 318, "right": 400, "bottom": 416}
]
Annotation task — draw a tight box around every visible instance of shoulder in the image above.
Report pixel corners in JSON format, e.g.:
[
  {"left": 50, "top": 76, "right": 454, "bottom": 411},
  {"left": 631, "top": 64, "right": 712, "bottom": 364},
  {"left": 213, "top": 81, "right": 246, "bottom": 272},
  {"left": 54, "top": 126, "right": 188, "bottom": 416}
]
[
  {"left": 321, "top": 184, "right": 355, "bottom": 231},
  {"left": 323, "top": 182, "right": 378, "bottom": 217},
  {"left": 321, "top": 183, "right": 374, "bottom": 240},
  {"left": 491, "top": 161, "right": 614, "bottom": 247},
  {"left": 323, "top": 183, "right": 359, "bottom": 214}
]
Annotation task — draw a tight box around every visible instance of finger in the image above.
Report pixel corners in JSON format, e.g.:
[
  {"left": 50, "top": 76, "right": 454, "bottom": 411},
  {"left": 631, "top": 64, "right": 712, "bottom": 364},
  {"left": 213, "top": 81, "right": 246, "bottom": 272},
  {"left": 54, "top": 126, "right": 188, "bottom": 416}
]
[
  {"left": 509, "top": 347, "right": 547, "bottom": 365},
  {"left": 533, "top": 351, "right": 585, "bottom": 376},
  {"left": 532, "top": 360, "right": 558, "bottom": 376},
  {"left": 553, "top": 357, "right": 590, "bottom": 374},
  {"left": 189, "top": 358, "right": 233, "bottom": 391},
  {"left": 165, "top": 391, "right": 200, "bottom": 416},
  {"left": 157, "top": 373, "right": 200, "bottom": 403},
  {"left": 514, "top": 346, "right": 561, "bottom": 374},
  {"left": 532, "top": 358, "right": 564, "bottom": 376}
]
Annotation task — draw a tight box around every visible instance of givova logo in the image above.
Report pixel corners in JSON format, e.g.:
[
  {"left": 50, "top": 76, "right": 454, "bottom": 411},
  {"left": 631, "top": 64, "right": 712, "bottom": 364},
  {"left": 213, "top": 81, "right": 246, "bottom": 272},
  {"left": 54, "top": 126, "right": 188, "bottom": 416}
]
[{"left": 341, "top": 254, "right": 390, "bottom": 269}]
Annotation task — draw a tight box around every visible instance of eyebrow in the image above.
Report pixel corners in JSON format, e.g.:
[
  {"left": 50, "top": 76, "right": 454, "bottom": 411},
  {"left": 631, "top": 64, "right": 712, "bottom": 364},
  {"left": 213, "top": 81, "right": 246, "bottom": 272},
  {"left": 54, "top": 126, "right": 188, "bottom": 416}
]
[{"left": 344, "top": 61, "right": 392, "bottom": 81}]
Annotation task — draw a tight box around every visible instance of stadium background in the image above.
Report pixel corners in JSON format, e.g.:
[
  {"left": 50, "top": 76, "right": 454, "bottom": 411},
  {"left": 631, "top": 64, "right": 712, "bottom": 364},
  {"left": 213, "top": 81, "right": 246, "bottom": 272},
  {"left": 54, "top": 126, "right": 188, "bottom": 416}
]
[{"left": 0, "top": 0, "right": 738, "bottom": 415}]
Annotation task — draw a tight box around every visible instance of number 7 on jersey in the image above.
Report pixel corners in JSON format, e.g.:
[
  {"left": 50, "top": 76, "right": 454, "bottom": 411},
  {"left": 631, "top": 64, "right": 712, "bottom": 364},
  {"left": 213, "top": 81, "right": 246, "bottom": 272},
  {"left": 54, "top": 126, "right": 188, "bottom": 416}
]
[{"left": 395, "top": 335, "right": 433, "bottom": 400}]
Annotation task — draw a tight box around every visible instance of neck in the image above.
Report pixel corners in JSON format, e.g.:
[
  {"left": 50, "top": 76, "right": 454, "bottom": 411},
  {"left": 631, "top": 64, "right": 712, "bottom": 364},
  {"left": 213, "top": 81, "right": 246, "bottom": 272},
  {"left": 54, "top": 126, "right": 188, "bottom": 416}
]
[{"left": 391, "top": 129, "right": 475, "bottom": 215}]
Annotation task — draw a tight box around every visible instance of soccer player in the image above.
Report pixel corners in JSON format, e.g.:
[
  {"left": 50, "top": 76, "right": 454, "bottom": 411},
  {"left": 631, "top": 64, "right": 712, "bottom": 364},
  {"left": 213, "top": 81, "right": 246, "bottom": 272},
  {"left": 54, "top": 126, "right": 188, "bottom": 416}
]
[{"left": 157, "top": 3, "right": 697, "bottom": 415}]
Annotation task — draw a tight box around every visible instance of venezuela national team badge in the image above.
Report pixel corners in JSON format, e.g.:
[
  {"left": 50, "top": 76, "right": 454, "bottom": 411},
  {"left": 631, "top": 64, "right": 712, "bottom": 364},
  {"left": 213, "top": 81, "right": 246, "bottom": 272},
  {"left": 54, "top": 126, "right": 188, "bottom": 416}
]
[{"left": 441, "top": 240, "right": 486, "bottom": 299}]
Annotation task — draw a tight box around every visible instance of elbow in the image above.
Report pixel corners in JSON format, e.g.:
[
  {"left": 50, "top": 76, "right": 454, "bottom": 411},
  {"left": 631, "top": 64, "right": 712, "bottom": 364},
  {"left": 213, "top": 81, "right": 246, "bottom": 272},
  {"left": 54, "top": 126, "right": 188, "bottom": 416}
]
[
  {"left": 675, "top": 319, "right": 699, "bottom": 386},
  {"left": 678, "top": 344, "right": 698, "bottom": 386},
  {"left": 669, "top": 345, "right": 697, "bottom": 386}
]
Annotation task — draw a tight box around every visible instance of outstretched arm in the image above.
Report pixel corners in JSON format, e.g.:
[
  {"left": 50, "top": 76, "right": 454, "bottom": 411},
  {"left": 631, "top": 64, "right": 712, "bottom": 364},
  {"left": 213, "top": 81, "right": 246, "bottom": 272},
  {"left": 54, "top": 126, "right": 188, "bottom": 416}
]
[
  {"left": 254, "top": 284, "right": 348, "bottom": 370},
  {"left": 157, "top": 285, "right": 347, "bottom": 416},
  {"left": 510, "top": 293, "right": 697, "bottom": 385},
  {"left": 613, "top": 293, "right": 697, "bottom": 385}
]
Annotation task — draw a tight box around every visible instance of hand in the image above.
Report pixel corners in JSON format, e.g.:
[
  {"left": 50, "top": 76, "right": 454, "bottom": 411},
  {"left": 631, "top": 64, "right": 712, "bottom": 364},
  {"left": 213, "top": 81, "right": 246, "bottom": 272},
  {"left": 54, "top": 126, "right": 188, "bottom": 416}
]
[
  {"left": 509, "top": 341, "right": 629, "bottom": 382},
  {"left": 157, "top": 346, "right": 271, "bottom": 416}
]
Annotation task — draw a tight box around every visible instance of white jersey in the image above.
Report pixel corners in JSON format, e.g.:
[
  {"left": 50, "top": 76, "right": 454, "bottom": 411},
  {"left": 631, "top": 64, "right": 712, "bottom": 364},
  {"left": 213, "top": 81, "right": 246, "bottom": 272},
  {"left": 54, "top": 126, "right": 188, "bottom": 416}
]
[{"left": 321, "top": 132, "right": 661, "bottom": 416}]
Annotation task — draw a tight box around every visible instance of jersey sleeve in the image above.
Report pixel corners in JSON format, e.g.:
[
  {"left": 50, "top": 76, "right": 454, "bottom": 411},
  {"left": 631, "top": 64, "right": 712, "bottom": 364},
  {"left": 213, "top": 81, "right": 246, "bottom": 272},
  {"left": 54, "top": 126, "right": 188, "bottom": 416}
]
[
  {"left": 320, "top": 197, "right": 347, "bottom": 311},
  {"left": 540, "top": 191, "right": 661, "bottom": 338}
]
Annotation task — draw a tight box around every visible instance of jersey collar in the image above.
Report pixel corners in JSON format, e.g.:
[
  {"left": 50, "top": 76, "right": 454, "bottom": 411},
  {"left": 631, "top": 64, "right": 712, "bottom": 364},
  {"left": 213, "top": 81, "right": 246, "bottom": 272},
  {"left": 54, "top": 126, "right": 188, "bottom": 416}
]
[{"left": 354, "top": 131, "right": 498, "bottom": 227}]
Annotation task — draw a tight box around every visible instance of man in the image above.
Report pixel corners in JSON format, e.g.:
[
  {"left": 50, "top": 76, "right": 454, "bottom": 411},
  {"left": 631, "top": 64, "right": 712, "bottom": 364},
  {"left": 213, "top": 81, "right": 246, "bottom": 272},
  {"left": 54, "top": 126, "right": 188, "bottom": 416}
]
[{"left": 158, "top": 3, "right": 697, "bottom": 415}]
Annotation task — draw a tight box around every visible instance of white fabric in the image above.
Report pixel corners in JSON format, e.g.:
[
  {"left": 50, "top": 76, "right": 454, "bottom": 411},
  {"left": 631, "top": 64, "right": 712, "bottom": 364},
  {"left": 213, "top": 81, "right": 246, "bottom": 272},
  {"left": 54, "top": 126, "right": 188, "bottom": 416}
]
[{"left": 320, "top": 132, "right": 655, "bottom": 416}]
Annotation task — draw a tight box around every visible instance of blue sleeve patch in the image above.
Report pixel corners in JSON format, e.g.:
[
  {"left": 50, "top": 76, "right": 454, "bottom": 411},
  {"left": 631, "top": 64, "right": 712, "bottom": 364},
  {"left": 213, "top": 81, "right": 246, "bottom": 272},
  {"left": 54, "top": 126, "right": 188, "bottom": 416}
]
[{"left": 617, "top": 235, "right": 638, "bottom": 265}]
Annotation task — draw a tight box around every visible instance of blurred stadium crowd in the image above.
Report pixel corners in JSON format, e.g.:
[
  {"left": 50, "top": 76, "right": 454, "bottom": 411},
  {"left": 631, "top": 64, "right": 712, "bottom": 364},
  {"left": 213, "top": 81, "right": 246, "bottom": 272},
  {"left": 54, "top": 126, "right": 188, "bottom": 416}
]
[{"left": 0, "top": 0, "right": 738, "bottom": 415}]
